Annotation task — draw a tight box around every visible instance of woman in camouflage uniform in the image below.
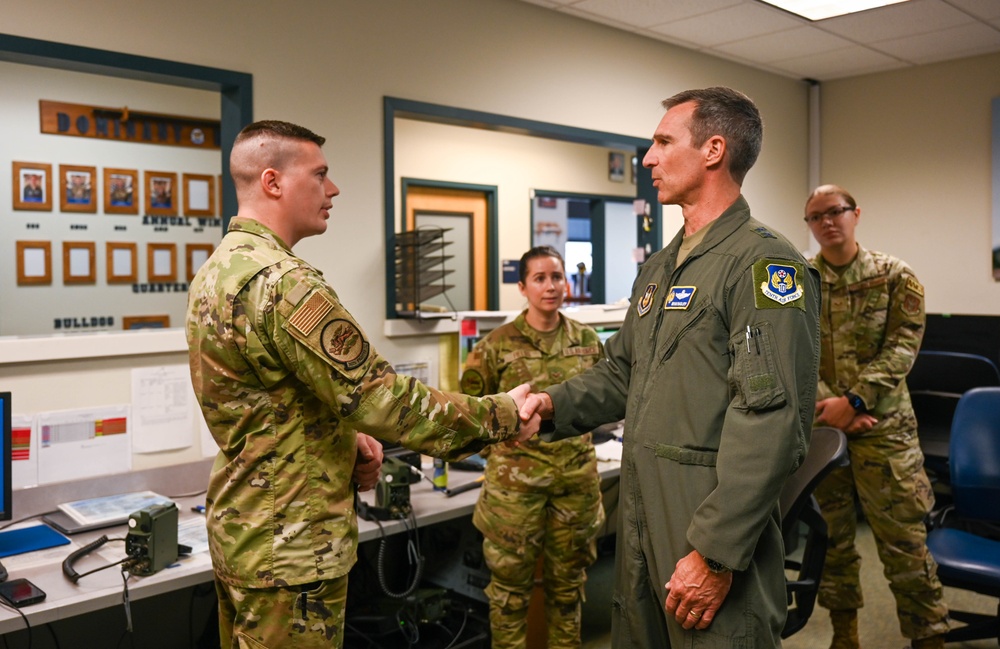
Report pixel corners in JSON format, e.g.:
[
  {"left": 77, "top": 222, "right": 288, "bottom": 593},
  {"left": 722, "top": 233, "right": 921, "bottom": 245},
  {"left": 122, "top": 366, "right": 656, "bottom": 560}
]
[{"left": 461, "top": 246, "right": 606, "bottom": 649}]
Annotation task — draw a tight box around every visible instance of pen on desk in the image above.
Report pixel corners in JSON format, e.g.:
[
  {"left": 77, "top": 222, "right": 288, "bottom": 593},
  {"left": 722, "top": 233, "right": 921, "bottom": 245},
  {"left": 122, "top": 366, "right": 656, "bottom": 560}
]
[{"left": 191, "top": 505, "right": 206, "bottom": 514}]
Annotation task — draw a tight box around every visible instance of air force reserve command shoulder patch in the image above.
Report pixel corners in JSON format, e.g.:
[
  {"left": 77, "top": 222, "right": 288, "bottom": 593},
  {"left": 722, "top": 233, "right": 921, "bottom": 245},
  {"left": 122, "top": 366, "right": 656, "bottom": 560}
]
[
  {"left": 636, "top": 283, "right": 657, "bottom": 317},
  {"left": 664, "top": 286, "right": 697, "bottom": 310},
  {"left": 753, "top": 259, "right": 806, "bottom": 310},
  {"left": 321, "top": 319, "right": 370, "bottom": 370}
]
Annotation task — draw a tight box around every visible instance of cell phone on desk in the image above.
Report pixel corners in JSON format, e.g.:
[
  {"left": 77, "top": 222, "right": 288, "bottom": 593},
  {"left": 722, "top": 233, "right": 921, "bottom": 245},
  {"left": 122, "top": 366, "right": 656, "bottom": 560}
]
[{"left": 0, "top": 578, "right": 47, "bottom": 607}]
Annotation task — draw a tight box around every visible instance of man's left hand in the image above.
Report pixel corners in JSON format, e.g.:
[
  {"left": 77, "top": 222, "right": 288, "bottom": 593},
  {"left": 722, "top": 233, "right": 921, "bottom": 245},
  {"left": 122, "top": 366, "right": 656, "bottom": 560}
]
[
  {"left": 664, "top": 550, "right": 733, "bottom": 631},
  {"left": 353, "top": 433, "right": 383, "bottom": 492}
]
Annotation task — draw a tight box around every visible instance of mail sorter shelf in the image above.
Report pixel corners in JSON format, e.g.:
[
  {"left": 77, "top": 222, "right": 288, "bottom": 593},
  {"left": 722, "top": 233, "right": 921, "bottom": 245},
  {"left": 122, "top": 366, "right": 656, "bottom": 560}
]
[{"left": 394, "top": 228, "right": 455, "bottom": 319}]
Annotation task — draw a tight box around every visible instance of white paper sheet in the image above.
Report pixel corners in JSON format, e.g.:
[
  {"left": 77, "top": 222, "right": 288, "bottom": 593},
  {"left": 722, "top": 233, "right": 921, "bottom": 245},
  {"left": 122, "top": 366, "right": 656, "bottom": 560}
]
[
  {"left": 153, "top": 248, "right": 173, "bottom": 275},
  {"left": 187, "top": 179, "right": 210, "bottom": 211},
  {"left": 112, "top": 248, "right": 133, "bottom": 275},
  {"left": 36, "top": 406, "right": 131, "bottom": 484},
  {"left": 69, "top": 247, "right": 91, "bottom": 277},
  {"left": 395, "top": 359, "right": 437, "bottom": 389},
  {"left": 131, "top": 365, "right": 194, "bottom": 453},
  {"left": 22, "top": 247, "right": 47, "bottom": 277}
]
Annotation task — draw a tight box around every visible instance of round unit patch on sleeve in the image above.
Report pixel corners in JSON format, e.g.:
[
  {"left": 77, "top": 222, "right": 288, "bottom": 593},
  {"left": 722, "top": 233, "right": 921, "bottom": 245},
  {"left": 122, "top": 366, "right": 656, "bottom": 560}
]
[
  {"left": 460, "top": 369, "right": 486, "bottom": 396},
  {"left": 321, "top": 319, "right": 370, "bottom": 370}
]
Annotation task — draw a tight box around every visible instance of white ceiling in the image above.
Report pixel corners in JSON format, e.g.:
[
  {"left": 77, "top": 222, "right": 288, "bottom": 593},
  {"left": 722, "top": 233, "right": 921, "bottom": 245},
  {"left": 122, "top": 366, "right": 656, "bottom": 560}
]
[{"left": 514, "top": 0, "right": 1000, "bottom": 80}]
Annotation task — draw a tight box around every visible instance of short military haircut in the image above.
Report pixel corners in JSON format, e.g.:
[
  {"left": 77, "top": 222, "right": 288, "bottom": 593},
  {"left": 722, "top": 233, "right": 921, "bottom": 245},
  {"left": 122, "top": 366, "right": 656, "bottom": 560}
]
[
  {"left": 663, "top": 87, "right": 762, "bottom": 185},
  {"left": 230, "top": 120, "right": 326, "bottom": 191},
  {"left": 806, "top": 184, "right": 857, "bottom": 210},
  {"left": 519, "top": 245, "right": 564, "bottom": 283}
]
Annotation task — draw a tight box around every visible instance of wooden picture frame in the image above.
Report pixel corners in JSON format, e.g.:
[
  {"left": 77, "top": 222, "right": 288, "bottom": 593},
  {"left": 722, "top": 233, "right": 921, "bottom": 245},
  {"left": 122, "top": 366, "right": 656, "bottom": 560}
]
[
  {"left": 123, "top": 315, "right": 171, "bottom": 330},
  {"left": 185, "top": 243, "right": 215, "bottom": 282},
  {"left": 106, "top": 242, "right": 138, "bottom": 284},
  {"left": 62, "top": 241, "right": 97, "bottom": 284},
  {"left": 12, "top": 162, "right": 52, "bottom": 211},
  {"left": 59, "top": 165, "right": 97, "bottom": 213},
  {"left": 182, "top": 173, "right": 215, "bottom": 217},
  {"left": 144, "top": 170, "right": 178, "bottom": 216},
  {"left": 147, "top": 242, "right": 177, "bottom": 282},
  {"left": 104, "top": 168, "right": 139, "bottom": 215},
  {"left": 16, "top": 241, "right": 52, "bottom": 285}
]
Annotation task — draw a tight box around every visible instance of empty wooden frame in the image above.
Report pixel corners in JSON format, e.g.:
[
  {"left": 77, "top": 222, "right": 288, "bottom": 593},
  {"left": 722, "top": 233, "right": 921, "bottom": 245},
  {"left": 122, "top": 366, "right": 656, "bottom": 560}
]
[
  {"left": 62, "top": 241, "right": 97, "bottom": 284},
  {"left": 182, "top": 173, "right": 215, "bottom": 217},
  {"left": 185, "top": 243, "right": 215, "bottom": 281},
  {"left": 106, "top": 242, "right": 138, "bottom": 284},
  {"left": 147, "top": 242, "right": 177, "bottom": 282},
  {"left": 16, "top": 241, "right": 52, "bottom": 285}
]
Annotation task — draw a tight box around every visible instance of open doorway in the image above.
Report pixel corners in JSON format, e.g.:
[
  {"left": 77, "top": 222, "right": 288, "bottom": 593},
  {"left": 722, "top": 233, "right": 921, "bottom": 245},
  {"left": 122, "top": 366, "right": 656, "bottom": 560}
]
[{"left": 531, "top": 193, "right": 639, "bottom": 306}]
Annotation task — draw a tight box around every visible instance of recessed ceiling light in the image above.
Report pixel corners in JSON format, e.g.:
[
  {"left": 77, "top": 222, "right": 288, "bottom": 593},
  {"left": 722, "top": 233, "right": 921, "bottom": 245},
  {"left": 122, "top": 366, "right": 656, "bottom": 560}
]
[{"left": 757, "top": 0, "right": 911, "bottom": 21}]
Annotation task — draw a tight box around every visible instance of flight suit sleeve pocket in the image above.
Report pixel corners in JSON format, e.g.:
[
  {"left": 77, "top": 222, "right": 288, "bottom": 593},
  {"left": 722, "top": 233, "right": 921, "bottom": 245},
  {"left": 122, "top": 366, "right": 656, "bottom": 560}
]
[
  {"left": 729, "top": 321, "right": 787, "bottom": 411},
  {"left": 280, "top": 288, "right": 371, "bottom": 383}
]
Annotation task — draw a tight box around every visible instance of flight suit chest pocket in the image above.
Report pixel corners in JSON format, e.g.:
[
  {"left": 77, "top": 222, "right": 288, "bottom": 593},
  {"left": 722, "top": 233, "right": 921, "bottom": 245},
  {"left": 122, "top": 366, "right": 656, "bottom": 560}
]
[
  {"left": 655, "top": 302, "right": 713, "bottom": 362},
  {"left": 729, "top": 320, "right": 787, "bottom": 411}
]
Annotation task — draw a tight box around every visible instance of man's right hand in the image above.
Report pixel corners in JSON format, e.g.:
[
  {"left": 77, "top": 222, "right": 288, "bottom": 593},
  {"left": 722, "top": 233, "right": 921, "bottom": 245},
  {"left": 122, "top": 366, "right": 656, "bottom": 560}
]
[
  {"left": 506, "top": 384, "right": 540, "bottom": 446},
  {"left": 520, "top": 391, "right": 554, "bottom": 421}
]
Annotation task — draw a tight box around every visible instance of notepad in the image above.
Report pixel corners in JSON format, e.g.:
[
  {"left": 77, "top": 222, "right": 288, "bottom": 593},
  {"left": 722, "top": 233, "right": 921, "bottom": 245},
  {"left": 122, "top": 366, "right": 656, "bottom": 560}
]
[{"left": 0, "top": 524, "right": 71, "bottom": 558}]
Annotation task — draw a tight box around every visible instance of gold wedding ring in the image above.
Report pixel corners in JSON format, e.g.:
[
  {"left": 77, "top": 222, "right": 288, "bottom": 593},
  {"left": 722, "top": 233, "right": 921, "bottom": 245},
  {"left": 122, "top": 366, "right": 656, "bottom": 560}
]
[{"left": 688, "top": 611, "right": 701, "bottom": 619}]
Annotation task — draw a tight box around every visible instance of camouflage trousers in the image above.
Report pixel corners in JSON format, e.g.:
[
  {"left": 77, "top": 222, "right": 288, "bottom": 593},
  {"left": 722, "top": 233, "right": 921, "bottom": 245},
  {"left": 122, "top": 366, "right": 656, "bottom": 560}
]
[
  {"left": 473, "top": 478, "right": 604, "bottom": 649},
  {"left": 215, "top": 575, "right": 347, "bottom": 649},
  {"left": 814, "top": 430, "right": 949, "bottom": 639}
]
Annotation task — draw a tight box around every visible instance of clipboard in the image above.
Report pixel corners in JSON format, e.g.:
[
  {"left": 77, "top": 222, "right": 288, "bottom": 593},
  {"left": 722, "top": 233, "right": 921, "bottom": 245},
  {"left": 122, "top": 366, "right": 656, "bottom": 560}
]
[{"left": 42, "top": 509, "right": 125, "bottom": 535}]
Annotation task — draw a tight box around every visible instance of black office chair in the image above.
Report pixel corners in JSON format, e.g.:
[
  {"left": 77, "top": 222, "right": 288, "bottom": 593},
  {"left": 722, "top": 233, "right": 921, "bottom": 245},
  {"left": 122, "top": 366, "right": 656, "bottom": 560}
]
[
  {"left": 780, "top": 426, "right": 850, "bottom": 639},
  {"left": 908, "top": 351, "right": 1000, "bottom": 485},
  {"left": 926, "top": 387, "right": 1000, "bottom": 644}
]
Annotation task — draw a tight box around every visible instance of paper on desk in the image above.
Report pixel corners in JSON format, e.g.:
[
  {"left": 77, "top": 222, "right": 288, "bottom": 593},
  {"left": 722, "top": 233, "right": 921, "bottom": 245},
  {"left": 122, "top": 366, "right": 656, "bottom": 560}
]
[
  {"left": 131, "top": 365, "right": 194, "bottom": 453},
  {"left": 11, "top": 414, "right": 38, "bottom": 489},
  {"left": 178, "top": 516, "right": 209, "bottom": 555},
  {"left": 594, "top": 439, "right": 623, "bottom": 462}
]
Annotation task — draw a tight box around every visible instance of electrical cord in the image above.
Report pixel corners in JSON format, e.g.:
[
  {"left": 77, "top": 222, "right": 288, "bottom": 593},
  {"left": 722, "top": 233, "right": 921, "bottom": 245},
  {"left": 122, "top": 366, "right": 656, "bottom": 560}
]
[
  {"left": 374, "top": 509, "right": 423, "bottom": 599},
  {"left": 0, "top": 597, "right": 33, "bottom": 649}
]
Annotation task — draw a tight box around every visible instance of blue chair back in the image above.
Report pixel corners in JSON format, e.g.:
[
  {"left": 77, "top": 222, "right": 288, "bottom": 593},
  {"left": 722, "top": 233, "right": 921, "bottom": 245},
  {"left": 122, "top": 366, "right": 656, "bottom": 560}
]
[{"left": 949, "top": 387, "right": 1000, "bottom": 522}]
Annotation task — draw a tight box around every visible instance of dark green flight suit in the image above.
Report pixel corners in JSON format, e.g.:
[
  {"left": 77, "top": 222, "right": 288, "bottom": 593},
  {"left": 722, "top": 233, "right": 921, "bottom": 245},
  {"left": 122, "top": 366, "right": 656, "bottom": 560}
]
[{"left": 543, "top": 197, "right": 821, "bottom": 647}]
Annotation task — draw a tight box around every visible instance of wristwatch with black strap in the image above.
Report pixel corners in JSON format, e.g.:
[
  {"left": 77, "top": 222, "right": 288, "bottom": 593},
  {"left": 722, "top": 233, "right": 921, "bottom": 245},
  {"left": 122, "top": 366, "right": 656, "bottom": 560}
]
[
  {"left": 844, "top": 390, "right": 867, "bottom": 413},
  {"left": 702, "top": 554, "right": 731, "bottom": 574}
]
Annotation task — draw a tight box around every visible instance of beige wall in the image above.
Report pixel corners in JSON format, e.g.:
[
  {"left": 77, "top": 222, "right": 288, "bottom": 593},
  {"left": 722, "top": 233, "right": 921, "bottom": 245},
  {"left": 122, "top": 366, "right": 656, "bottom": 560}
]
[
  {"left": 12, "top": 0, "right": 993, "bottom": 474},
  {"left": 817, "top": 52, "right": 1000, "bottom": 315}
]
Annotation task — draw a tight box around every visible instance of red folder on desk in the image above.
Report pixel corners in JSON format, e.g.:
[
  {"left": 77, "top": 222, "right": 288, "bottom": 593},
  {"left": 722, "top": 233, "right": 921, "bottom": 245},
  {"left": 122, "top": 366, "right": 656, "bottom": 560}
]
[{"left": 0, "top": 524, "right": 71, "bottom": 558}]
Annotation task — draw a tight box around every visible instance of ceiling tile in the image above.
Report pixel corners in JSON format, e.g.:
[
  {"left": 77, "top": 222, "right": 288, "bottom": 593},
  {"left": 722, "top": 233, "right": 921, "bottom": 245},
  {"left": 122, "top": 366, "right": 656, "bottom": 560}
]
[
  {"left": 649, "top": 3, "right": 802, "bottom": 47},
  {"left": 817, "top": 0, "right": 974, "bottom": 42},
  {"left": 713, "top": 26, "right": 853, "bottom": 62},
  {"left": 946, "top": 0, "right": 1000, "bottom": 21},
  {"left": 769, "top": 46, "right": 906, "bottom": 80},
  {"left": 872, "top": 22, "right": 1000, "bottom": 63},
  {"left": 569, "top": 0, "right": 742, "bottom": 28}
]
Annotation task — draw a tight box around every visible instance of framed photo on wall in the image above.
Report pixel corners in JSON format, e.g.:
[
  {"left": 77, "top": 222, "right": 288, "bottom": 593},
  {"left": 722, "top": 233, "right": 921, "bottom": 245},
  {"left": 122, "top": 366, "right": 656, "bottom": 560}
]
[
  {"left": 104, "top": 168, "right": 139, "bottom": 215},
  {"left": 12, "top": 162, "right": 52, "bottom": 211},
  {"left": 147, "top": 242, "right": 177, "bottom": 282},
  {"left": 123, "top": 315, "right": 171, "bottom": 330},
  {"left": 62, "top": 241, "right": 97, "bottom": 284},
  {"left": 182, "top": 173, "right": 215, "bottom": 217},
  {"left": 608, "top": 152, "right": 625, "bottom": 183},
  {"left": 186, "top": 243, "right": 215, "bottom": 281},
  {"left": 59, "top": 165, "right": 97, "bottom": 213},
  {"left": 144, "top": 170, "right": 178, "bottom": 216},
  {"left": 106, "top": 242, "right": 138, "bottom": 284},
  {"left": 16, "top": 241, "right": 52, "bottom": 285}
]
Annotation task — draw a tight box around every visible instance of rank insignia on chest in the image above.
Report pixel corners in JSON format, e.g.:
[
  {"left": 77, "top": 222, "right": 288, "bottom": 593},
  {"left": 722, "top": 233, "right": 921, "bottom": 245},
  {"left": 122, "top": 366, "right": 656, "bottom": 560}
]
[
  {"left": 636, "top": 283, "right": 657, "bottom": 317},
  {"left": 760, "top": 263, "right": 803, "bottom": 305},
  {"left": 664, "top": 286, "right": 697, "bottom": 310}
]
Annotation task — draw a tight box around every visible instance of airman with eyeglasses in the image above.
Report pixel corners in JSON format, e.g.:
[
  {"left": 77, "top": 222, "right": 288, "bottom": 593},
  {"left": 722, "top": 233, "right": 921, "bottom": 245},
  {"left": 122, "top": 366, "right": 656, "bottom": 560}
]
[
  {"left": 805, "top": 184, "right": 948, "bottom": 649},
  {"left": 804, "top": 203, "right": 856, "bottom": 225}
]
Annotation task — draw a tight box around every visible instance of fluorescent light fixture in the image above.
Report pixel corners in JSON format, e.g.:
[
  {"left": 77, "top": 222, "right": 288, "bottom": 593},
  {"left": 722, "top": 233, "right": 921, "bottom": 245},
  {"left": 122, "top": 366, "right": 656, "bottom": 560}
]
[{"left": 758, "top": 0, "right": 910, "bottom": 21}]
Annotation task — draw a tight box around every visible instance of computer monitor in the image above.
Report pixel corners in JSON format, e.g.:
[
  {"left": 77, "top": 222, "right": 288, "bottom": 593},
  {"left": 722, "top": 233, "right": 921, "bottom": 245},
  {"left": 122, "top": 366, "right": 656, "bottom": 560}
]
[{"left": 0, "top": 392, "right": 10, "bottom": 523}]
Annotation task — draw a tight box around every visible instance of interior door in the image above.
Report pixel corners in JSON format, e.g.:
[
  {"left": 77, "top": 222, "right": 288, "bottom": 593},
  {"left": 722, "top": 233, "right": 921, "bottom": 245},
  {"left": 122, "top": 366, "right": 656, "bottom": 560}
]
[{"left": 405, "top": 186, "right": 490, "bottom": 311}]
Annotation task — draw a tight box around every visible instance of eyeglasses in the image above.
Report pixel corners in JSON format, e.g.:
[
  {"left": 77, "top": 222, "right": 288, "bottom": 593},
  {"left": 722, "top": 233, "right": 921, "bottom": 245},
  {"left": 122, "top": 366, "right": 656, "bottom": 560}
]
[{"left": 804, "top": 205, "right": 855, "bottom": 225}]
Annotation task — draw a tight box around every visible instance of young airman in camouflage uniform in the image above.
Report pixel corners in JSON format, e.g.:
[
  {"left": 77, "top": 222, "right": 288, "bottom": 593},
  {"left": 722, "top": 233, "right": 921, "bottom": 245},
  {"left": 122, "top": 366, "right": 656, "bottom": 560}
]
[
  {"left": 187, "top": 120, "right": 537, "bottom": 649},
  {"left": 806, "top": 184, "right": 949, "bottom": 649},
  {"left": 461, "top": 246, "right": 605, "bottom": 649}
]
